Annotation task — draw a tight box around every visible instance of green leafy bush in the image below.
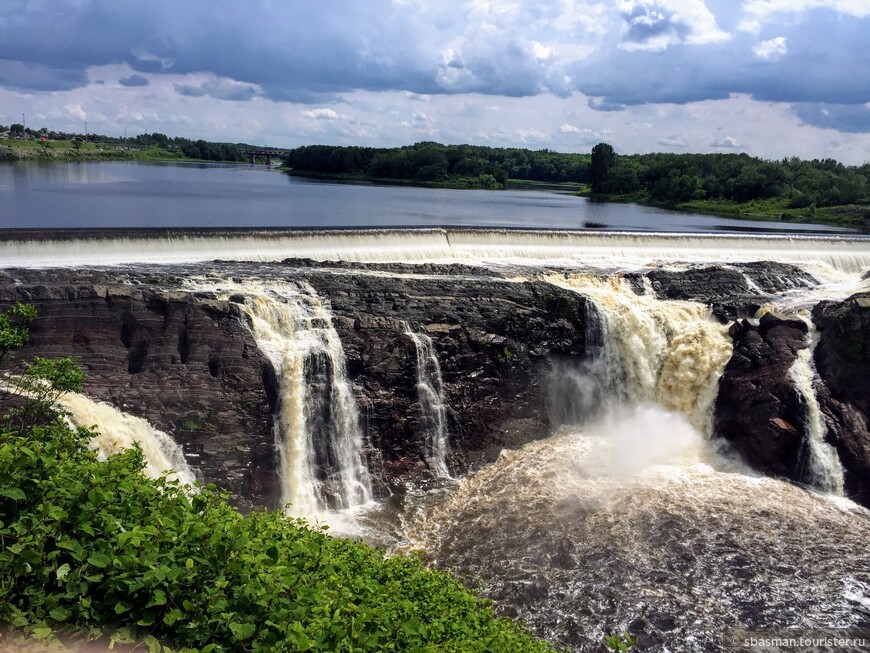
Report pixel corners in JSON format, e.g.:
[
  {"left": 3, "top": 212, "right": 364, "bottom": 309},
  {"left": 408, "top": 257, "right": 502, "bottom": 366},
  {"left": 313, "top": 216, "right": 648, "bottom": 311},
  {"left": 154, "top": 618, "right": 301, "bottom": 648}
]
[{"left": 0, "top": 305, "right": 556, "bottom": 652}]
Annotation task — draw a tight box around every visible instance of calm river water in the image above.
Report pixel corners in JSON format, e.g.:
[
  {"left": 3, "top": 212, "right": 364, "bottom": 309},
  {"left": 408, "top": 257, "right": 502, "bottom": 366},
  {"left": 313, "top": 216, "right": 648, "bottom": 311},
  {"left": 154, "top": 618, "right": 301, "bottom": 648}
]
[{"left": 0, "top": 161, "right": 855, "bottom": 234}]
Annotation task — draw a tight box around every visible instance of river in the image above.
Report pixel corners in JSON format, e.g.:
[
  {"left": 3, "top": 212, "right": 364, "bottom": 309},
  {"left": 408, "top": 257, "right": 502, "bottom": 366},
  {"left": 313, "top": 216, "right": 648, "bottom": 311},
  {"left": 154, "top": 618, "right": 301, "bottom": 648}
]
[
  {"left": 3, "top": 160, "right": 870, "bottom": 652},
  {"left": 0, "top": 160, "right": 857, "bottom": 234}
]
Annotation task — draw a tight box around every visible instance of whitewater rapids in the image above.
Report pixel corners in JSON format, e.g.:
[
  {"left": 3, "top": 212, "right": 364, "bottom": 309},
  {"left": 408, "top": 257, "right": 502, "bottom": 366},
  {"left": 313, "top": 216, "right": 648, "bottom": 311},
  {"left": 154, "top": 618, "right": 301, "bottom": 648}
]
[{"left": 370, "top": 404, "right": 870, "bottom": 652}]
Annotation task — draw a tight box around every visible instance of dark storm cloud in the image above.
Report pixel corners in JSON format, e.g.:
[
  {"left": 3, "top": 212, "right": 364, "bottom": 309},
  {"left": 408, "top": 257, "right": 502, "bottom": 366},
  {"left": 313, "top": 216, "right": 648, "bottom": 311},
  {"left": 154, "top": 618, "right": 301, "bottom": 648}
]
[
  {"left": 0, "top": 0, "right": 867, "bottom": 135},
  {"left": 573, "top": 8, "right": 870, "bottom": 130},
  {"left": 588, "top": 97, "right": 627, "bottom": 112},
  {"left": 0, "top": 0, "right": 439, "bottom": 99},
  {"left": 793, "top": 104, "right": 870, "bottom": 134},
  {"left": 0, "top": 59, "right": 88, "bottom": 92},
  {"left": 175, "top": 78, "right": 260, "bottom": 102},
  {"left": 119, "top": 74, "right": 149, "bottom": 87}
]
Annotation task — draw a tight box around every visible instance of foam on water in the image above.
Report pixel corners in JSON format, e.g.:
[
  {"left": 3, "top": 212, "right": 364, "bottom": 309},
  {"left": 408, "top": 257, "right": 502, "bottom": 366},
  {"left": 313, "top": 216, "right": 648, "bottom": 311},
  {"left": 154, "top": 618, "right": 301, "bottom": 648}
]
[
  {"left": 390, "top": 404, "right": 870, "bottom": 652},
  {"left": 3, "top": 229, "right": 870, "bottom": 274},
  {"left": 59, "top": 392, "right": 195, "bottom": 485}
]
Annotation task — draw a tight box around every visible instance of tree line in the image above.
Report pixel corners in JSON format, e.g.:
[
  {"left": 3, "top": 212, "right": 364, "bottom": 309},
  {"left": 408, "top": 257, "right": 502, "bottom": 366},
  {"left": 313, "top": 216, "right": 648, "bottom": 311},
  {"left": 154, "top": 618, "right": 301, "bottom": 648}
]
[
  {"left": 1, "top": 125, "right": 247, "bottom": 163},
  {"left": 589, "top": 143, "right": 869, "bottom": 208},
  {"left": 131, "top": 133, "right": 247, "bottom": 162},
  {"left": 283, "top": 142, "right": 591, "bottom": 187},
  {"left": 285, "top": 141, "right": 869, "bottom": 209}
]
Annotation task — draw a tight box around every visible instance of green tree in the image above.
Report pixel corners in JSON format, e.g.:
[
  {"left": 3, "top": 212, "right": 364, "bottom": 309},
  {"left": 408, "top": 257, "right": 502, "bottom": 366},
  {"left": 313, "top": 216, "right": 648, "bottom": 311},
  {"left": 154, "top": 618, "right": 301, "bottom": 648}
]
[{"left": 590, "top": 142, "right": 615, "bottom": 193}]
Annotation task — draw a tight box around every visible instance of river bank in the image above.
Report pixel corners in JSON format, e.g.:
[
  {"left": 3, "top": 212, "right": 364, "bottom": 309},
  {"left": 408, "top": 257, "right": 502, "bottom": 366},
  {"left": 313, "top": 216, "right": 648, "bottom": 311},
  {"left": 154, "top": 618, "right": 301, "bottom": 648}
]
[{"left": 578, "top": 188, "right": 870, "bottom": 232}]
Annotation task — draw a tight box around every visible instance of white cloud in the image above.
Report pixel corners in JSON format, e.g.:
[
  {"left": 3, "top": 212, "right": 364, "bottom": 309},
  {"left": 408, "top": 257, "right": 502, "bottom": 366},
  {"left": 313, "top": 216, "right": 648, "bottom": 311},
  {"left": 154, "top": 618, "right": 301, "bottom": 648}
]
[
  {"left": 657, "top": 135, "right": 688, "bottom": 147},
  {"left": 739, "top": 0, "right": 870, "bottom": 31},
  {"left": 64, "top": 103, "right": 87, "bottom": 121},
  {"left": 531, "top": 40, "right": 555, "bottom": 61},
  {"left": 753, "top": 36, "right": 787, "bottom": 59},
  {"left": 618, "top": 0, "right": 730, "bottom": 52},
  {"left": 710, "top": 135, "right": 741, "bottom": 148},
  {"left": 742, "top": 0, "right": 870, "bottom": 19},
  {"left": 301, "top": 108, "right": 340, "bottom": 120}
]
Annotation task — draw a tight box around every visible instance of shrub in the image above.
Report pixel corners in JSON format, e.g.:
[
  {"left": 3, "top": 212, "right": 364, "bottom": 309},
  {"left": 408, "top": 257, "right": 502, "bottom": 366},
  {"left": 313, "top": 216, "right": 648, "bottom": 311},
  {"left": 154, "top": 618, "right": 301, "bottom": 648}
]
[{"left": 0, "top": 305, "right": 556, "bottom": 653}]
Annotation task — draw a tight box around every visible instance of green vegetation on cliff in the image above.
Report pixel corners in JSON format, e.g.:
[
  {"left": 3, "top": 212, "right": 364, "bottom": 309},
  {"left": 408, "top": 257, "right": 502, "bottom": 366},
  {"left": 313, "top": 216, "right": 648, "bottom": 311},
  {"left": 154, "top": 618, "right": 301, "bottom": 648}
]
[{"left": 0, "top": 305, "right": 556, "bottom": 653}]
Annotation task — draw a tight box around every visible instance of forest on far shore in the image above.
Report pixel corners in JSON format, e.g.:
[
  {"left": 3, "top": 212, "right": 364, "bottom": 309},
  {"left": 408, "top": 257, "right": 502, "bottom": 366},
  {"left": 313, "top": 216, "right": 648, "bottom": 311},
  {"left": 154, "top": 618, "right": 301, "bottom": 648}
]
[{"left": 282, "top": 141, "right": 870, "bottom": 227}]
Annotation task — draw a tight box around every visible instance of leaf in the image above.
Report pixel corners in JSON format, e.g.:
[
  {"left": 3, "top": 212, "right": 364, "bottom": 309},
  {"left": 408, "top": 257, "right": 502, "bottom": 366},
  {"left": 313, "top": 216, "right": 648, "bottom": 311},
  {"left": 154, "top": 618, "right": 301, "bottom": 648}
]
[
  {"left": 0, "top": 487, "right": 26, "bottom": 501},
  {"left": 50, "top": 606, "right": 72, "bottom": 622},
  {"left": 32, "top": 627, "right": 53, "bottom": 639},
  {"left": 87, "top": 552, "right": 111, "bottom": 568},
  {"left": 229, "top": 622, "right": 257, "bottom": 641},
  {"left": 146, "top": 589, "right": 167, "bottom": 608},
  {"left": 144, "top": 635, "right": 162, "bottom": 653},
  {"left": 55, "top": 563, "right": 71, "bottom": 580},
  {"left": 163, "top": 608, "right": 184, "bottom": 626}
]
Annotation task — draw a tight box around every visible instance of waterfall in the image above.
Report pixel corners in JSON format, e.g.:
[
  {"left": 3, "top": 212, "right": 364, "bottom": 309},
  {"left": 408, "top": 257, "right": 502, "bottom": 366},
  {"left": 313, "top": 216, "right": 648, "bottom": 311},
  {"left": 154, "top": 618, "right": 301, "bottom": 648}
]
[
  {"left": 58, "top": 392, "right": 196, "bottom": 485},
  {"left": 546, "top": 274, "right": 733, "bottom": 433},
  {"left": 198, "top": 280, "right": 371, "bottom": 520},
  {"left": 3, "top": 229, "right": 870, "bottom": 274},
  {"left": 789, "top": 324, "right": 845, "bottom": 495},
  {"left": 405, "top": 327, "right": 451, "bottom": 478}
]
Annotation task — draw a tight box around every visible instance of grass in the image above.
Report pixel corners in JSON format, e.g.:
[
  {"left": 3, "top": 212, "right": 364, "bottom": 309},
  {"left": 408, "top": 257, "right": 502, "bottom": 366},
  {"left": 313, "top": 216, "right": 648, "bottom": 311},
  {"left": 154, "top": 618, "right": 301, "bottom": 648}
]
[
  {"left": 575, "top": 188, "right": 870, "bottom": 231},
  {"left": 0, "top": 140, "right": 235, "bottom": 164}
]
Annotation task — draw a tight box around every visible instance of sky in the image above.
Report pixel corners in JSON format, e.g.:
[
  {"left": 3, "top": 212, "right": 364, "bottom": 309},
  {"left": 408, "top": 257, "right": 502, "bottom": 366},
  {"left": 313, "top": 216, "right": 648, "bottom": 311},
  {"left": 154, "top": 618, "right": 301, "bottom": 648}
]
[{"left": 1, "top": 0, "right": 869, "bottom": 164}]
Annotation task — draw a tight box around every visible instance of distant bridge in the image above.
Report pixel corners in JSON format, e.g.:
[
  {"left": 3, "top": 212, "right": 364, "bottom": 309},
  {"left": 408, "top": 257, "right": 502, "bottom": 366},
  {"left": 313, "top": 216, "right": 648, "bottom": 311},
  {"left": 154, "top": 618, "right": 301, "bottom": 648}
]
[{"left": 241, "top": 149, "right": 289, "bottom": 165}]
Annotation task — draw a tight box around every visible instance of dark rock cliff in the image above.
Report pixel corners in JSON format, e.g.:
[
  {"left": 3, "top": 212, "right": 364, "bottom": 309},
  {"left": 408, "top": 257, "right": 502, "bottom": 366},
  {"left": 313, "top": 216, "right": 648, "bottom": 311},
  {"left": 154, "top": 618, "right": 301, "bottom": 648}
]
[
  {"left": 714, "top": 313, "right": 813, "bottom": 479},
  {"left": 0, "top": 272, "right": 279, "bottom": 511},
  {"left": 714, "top": 294, "right": 870, "bottom": 506},
  {"left": 813, "top": 293, "right": 870, "bottom": 505},
  {"left": 0, "top": 264, "right": 595, "bottom": 507},
  {"left": 4, "top": 262, "right": 869, "bottom": 508}
]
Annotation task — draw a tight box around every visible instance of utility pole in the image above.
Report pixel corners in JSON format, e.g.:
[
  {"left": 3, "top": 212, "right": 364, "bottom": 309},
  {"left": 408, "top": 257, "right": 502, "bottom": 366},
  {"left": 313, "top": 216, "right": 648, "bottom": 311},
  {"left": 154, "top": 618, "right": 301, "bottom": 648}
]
[
  {"left": 85, "top": 121, "right": 88, "bottom": 142},
  {"left": 22, "top": 113, "right": 25, "bottom": 133}
]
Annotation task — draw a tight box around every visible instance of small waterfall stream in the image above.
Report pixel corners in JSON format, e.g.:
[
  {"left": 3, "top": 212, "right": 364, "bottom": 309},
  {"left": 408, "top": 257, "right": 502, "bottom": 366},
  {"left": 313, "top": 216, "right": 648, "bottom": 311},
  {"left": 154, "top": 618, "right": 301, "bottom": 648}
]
[
  {"left": 59, "top": 392, "right": 196, "bottom": 485},
  {"left": 405, "top": 327, "right": 451, "bottom": 478},
  {"left": 189, "top": 279, "right": 372, "bottom": 521},
  {"left": 789, "top": 323, "right": 846, "bottom": 495}
]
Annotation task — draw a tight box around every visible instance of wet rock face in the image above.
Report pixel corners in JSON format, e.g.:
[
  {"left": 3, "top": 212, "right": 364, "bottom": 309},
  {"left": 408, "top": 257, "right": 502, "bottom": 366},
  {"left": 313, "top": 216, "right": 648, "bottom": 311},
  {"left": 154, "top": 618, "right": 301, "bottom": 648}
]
[
  {"left": 0, "top": 273, "right": 280, "bottom": 512},
  {"left": 298, "top": 271, "right": 594, "bottom": 491},
  {"left": 0, "top": 266, "right": 594, "bottom": 506},
  {"left": 813, "top": 293, "right": 870, "bottom": 505},
  {"left": 715, "top": 297, "right": 870, "bottom": 508},
  {"left": 636, "top": 262, "right": 816, "bottom": 321},
  {"left": 714, "top": 313, "right": 811, "bottom": 479}
]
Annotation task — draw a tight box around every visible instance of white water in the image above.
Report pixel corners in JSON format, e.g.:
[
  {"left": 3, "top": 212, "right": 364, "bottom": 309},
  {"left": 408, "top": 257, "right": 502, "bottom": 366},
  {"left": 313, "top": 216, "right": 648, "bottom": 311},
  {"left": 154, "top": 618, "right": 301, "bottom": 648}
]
[
  {"left": 405, "top": 327, "right": 451, "bottom": 478},
  {"left": 188, "top": 279, "right": 371, "bottom": 521},
  {"left": 3, "top": 229, "right": 870, "bottom": 273},
  {"left": 59, "top": 392, "right": 195, "bottom": 485},
  {"left": 788, "top": 325, "right": 846, "bottom": 495},
  {"left": 389, "top": 404, "right": 870, "bottom": 651},
  {"left": 545, "top": 274, "right": 733, "bottom": 434}
]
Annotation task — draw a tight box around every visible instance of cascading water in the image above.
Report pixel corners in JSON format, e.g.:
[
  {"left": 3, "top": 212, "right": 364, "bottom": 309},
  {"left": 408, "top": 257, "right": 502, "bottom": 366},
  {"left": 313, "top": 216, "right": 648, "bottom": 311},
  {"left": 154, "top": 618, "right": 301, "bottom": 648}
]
[
  {"left": 58, "top": 392, "right": 196, "bottom": 485},
  {"left": 365, "top": 267, "right": 870, "bottom": 652},
  {"left": 544, "top": 273, "right": 733, "bottom": 433},
  {"left": 405, "top": 327, "right": 451, "bottom": 478},
  {"left": 789, "top": 322, "right": 846, "bottom": 495},
  {"left": 188, "top": 279, "right": 372, "bottom": 520}
]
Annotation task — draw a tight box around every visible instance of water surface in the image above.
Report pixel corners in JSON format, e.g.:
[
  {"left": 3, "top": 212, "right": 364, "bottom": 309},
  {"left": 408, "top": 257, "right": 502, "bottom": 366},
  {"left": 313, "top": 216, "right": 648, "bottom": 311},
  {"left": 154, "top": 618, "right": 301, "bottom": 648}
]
[{"left": 0, "top": 161, "right": 855, "bottom": 234}]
